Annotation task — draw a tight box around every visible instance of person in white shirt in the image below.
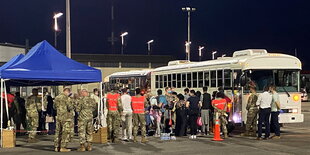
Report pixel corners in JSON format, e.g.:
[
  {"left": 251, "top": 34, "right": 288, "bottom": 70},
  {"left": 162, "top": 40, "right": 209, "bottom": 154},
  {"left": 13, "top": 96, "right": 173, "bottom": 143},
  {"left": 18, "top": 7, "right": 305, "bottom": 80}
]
[
  {"left": 256, "top": 85, "right": 272, "bottom": 140},
  {"left": 270, "top": 85, "right": 281, "bottom": 139},
  {"left": 120, "top": 88, "right": 133, "bottom": 140}
]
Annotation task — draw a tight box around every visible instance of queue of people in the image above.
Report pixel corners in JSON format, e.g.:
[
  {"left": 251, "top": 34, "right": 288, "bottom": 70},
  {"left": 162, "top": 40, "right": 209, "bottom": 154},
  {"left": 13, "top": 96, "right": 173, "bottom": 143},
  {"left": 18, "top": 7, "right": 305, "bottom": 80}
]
[{"left": 0, "top": 82, "right": 282, "bottom": 152}]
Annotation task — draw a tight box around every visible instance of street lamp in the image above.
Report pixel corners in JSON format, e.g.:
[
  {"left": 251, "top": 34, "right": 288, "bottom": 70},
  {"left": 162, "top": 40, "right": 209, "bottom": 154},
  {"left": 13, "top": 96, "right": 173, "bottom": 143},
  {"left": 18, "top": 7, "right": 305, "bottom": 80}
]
[
  {"left": 185, "top": 41, "right": 191, "bottom": 61},
  {"left": 66, "top": 0, "right": 71, "bottom": 58},
  {"left": 182, "top": 7, "right": 196, "bottom": 61},
  {"left": 198, "top": 46, "right": 205, "bottom": 61},
  {"left": 212, "top": 51, "right": 217, "bottom": 60},
  {"left": 120, "top": 32, "right": 128, "bottom": 54},
  {"left": 53, "top": 12, "right": 63, "bottom": 48},
  {"left": 147, "top": 40, "right": 154, "bottom": 55}
]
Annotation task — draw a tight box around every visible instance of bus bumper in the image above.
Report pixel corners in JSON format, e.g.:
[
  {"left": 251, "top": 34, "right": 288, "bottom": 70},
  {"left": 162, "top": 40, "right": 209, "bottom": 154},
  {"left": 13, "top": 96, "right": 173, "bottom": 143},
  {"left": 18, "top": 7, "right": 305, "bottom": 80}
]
[{"left": 279, "top": 113, "right": 304, "bottom": 123}]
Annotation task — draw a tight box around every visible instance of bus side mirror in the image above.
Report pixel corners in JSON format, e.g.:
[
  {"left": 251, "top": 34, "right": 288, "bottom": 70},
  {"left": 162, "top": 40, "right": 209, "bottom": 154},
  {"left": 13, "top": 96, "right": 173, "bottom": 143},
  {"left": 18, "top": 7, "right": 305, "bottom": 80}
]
[{"left": 240, "top": 74, "right": 247, "bottom": 87}]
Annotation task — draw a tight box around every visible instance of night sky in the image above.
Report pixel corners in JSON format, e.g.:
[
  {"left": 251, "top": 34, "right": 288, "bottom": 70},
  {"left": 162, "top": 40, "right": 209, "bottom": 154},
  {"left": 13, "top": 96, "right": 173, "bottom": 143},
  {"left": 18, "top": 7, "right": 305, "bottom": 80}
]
[{"left": 0, "top": 0, "right": 310, "bottom": 68}]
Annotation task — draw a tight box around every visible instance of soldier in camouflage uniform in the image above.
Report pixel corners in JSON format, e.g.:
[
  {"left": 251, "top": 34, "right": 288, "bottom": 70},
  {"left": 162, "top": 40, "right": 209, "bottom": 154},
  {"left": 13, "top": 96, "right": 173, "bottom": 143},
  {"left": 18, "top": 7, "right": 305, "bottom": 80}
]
[
  {"left": 26, "top": 88, "right": 45, "bottom": 143},
  {"left": 132, "top": 88, "right": 148, "bottom": 143},
  {"left": 106, "top": 88, "right": 123, "bottom": 143},
  {"left": 76, "top": 89, "right": 96, "bottom": 152},
  {"left": 242, "top": 81, "right": 259, "bottom": 137},
  {"left": 53, "top": 88, "right": 74, "bottom": 152}
]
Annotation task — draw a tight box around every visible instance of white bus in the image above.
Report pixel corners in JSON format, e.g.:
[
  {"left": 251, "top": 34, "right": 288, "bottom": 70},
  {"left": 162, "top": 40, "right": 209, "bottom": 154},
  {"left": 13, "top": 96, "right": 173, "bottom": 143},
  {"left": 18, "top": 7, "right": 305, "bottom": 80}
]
[{"left": 151, "top": 49, "right": 303, "bottom": 124}]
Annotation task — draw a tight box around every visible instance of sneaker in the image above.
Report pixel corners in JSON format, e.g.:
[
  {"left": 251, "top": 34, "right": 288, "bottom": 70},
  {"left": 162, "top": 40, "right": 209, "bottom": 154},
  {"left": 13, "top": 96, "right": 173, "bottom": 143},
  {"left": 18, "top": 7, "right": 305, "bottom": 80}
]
[
  {"left": 256, "top": 137, "right": 262, "bottom": 140},
  {"left": 189, "top": 135, "right": 194, "bottom": 139},
  {"left": 271, "top": 136, "right": 281, "bottom": 139},
  {"left": 193, "top": 135, "right": 197, "bottom": 139},
  {"left": 263, "top": 136, "right": 271, "bottom": 140}
]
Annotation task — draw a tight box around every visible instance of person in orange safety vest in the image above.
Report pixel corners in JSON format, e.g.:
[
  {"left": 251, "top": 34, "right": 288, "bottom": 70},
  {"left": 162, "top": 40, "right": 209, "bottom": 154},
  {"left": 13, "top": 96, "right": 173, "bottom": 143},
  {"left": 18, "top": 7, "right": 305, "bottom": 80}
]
[
  {"left": 106, "top": 87, "right": 123, "bottom": 143},
  {"left": 212, "top": 91, "right": 228, "bottom": 138},
  {"left": 131, "top": 88, "right": 148, "bottom": 143}
]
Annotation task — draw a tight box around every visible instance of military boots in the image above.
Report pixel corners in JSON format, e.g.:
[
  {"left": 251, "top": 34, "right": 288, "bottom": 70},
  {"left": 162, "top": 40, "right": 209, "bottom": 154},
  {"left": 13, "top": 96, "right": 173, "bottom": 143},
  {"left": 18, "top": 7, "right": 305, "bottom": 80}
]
[
  {"left": 86, "top": 143, "right": 92, "bottom": 151},
  {"left": 141, "top": 137, "right": 148, "bottom": 143},
  {"left": 60, "top": 148, "right": 71, "bottom": 152},
  {"left": 133, "top": 136, "right": 138, "bottom": 143},
  {"left": 78, "top": 144, "right": 86, "bottom": 152}
]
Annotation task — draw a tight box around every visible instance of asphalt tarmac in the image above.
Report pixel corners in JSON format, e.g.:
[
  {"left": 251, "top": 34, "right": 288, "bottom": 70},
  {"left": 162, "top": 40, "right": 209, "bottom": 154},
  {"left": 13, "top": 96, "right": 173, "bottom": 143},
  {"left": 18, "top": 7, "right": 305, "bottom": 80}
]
[{"left": 0, "top": 102, "right": 309, "bottom": 155}]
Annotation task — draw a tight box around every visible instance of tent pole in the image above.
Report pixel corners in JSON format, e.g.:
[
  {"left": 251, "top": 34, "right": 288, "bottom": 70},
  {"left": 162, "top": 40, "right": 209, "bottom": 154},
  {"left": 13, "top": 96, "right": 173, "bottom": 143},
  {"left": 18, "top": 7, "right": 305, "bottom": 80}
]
[
  {"left": 99, "top": 82, "right": 103, "bottom": 125},
  {"left": 1, "top": 79, "right": 4, "bottom": 148},
  {"left": 3, "top": 81, "right": 9, "bottom": 126},
  {"left": 41, "top": 87, "right": 45, "bottom": 111}
]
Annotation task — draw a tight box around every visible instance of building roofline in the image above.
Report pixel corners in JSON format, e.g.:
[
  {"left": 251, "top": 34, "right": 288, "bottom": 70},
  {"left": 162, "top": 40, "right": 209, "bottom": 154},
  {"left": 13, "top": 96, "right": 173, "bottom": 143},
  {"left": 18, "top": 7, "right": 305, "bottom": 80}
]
[{"left": 0, "top": 43, "right": 27, "bottom": 49}]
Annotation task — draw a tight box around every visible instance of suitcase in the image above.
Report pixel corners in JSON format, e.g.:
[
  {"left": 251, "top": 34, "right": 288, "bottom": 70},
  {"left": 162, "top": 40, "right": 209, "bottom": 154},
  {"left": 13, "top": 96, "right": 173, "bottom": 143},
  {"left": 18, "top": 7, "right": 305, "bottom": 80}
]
[
  {"left": 2, "top": 129, "right": 16, "bottom": 148},
  {"left": 92, "top": 127, "right": 107, "bottom": 144}
]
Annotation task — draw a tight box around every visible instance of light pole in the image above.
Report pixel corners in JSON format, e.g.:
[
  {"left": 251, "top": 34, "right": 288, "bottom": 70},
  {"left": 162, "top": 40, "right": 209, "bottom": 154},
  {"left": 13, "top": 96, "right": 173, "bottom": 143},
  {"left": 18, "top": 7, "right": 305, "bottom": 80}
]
[
  {"left": 147, "top": 40, "right": 154, "bottom": 55},
  {"left": 66, "top": 0, "right": 71, "bottom": 58},
  {"left": 198, "top": 46, "right": 204, "bottom": 61},
  {"left": 120, "top": 32, "right": 128, "bottom": 54},
  {"left": 53, "top": 12, "right": 63, "bottom": 48},
  {"left": 182, "top": 7, "right": 196, "bottom": 61},
  {"left": 185, "top": 41, "right": 191, "bottom": 61},
  {"left": 212, "top": 51, "right": 217, "bottom": 60}
]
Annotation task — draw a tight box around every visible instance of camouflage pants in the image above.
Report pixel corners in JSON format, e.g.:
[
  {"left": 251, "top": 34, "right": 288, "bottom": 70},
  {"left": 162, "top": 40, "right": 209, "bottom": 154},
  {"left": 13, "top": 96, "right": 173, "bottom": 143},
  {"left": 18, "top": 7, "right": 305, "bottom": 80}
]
[
  {"left": 54, "top": 120, "right": 72, "bottom": 148},
  {"left": 78, "top": 119, "right": 93, "bottom": 144},
  {"left": 69, "top": 120, "right": 74, "bottom": 141},
  {"left": 214, "top": 112, "right": 227, "bottom": 135},
  {"left": 107, "top": 112, "right": 121, "bottom": 139},
  {"left": 28, "top": 116, "right": 39, "bottom": 139},
  {"left": 133, "top": 113, "right": 146, "bottom": 138},
  {"left": 245, "top": 109, "right": 258, "bottom": 136}
]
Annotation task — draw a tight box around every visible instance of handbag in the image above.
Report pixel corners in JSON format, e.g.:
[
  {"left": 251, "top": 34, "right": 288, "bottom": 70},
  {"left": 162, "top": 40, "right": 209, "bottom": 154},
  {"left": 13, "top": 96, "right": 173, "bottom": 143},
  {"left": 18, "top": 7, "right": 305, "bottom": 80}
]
[
  {"left": 197, "top": 117, "right": 202, "bottom": 126},
  {"left": 45, "top": 115, "right": 54, "bottom": 123}
]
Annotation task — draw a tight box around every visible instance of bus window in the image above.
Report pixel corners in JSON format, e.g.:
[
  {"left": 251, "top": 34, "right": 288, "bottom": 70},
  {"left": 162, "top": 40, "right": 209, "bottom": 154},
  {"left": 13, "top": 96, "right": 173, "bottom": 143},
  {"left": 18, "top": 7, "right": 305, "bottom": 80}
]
[
  {"left": 274, "top": 70, "right": 299, "bottom": 92},
  {"left": 172, "top": 74, "right": 177, "bottom": 88},
  {"left": 164, "top": 75, "right": 168, "bottom": 87},
  {"left": 211, "top": 71, "right": 216, "bottom": 87},
  {"left": 198, "top": 72, "right": 203, "bottom": 87},
  {"left": 159, "top": 75, "right": 163, "bottom": 88},
  {"left": 156, "top": 75, "right": 159, "bottom": 88},
  {"left": 224, "top": 70, "right": 231, "bottom": 87},
  {"left": 177, "top": 74, "right": 181, "bottom": 88},
  {"left": 233, "top": 70, "right": 242, "bottom": 88},
  {"left": 187, "top": 73, "right": 192, "bottom": 88},
  {"left": 204, "top": 71, "right": 210, "bottom": 87},
  {"left": 218, "top": 70, "right": 223, "bottom": 87},
  {"left": 182, "top": 73, "right": 186, "bottom": 87},
  {"left": 193, "top": 72, "right": 198, "bottom": 88},
  {"left": 168, "top": 74, "right": 172, "bottom": 87}
]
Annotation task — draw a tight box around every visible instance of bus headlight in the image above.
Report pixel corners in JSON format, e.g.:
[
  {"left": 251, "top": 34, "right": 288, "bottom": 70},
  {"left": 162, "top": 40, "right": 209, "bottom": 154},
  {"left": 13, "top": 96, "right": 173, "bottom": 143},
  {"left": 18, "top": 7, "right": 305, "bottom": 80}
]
[
  {"left": 289, "top": 109, "right": 298, "bottom": 113},
  {"left": 293, "top": 95, "right": 299, "bottom": 102}
]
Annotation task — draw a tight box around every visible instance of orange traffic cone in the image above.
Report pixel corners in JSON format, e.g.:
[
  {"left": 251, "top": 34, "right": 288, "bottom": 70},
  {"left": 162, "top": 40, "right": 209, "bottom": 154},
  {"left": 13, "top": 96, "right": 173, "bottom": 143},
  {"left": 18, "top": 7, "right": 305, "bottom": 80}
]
[{"left": 212, "top": 119, "right": 223, "bottom": 141}]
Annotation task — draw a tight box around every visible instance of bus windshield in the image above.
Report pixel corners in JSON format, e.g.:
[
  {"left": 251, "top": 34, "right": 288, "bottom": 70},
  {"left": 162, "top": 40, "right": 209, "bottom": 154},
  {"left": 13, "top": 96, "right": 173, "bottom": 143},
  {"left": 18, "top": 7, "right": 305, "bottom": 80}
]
[{"left": 246, "top": 70, "right": 299, "bottom": 92}]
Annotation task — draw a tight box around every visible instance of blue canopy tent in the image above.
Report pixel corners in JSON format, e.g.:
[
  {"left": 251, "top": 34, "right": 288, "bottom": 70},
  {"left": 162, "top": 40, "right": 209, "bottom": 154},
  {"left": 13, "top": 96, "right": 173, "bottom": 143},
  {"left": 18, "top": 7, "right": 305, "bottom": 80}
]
[
  {"left": 1, "top": 40, "right": 101, "bottom": 86},
  {"left": 0, "top": 40, "right": 103, "bottom": 147}
]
